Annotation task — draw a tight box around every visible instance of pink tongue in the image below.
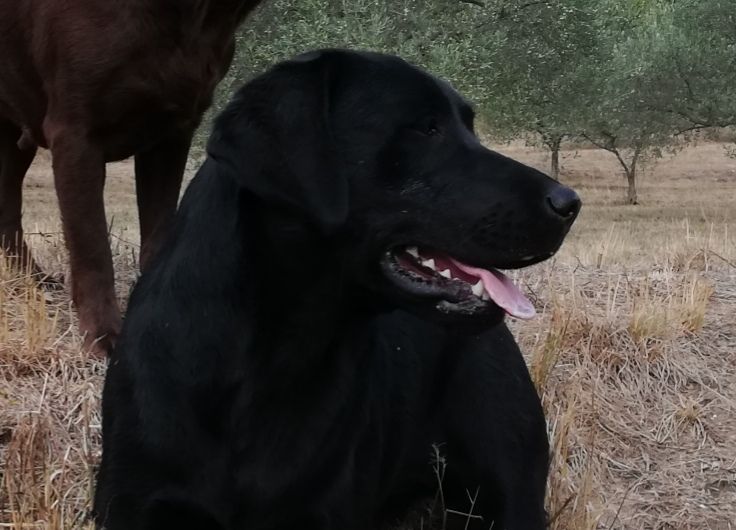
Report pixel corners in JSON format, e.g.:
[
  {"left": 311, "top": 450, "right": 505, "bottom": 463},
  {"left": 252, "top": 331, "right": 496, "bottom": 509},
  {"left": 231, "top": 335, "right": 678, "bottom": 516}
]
[{"left": 449, "top": 259, "right": 536, "bottom": 319}]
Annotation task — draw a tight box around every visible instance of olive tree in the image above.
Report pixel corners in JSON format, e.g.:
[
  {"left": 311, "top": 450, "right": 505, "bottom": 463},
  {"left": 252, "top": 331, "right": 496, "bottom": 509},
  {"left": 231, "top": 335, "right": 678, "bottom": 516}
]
[
  {"left": 639, "top": 0, "right": 736, "bottom": 134},
  {"left": 194, "top": 0, "right": 736, "bottom": 204},
  {"left": 195, "top": 0, "right": 503, "bottom": 147},
  {"left": 575, "top": 1, "right": 685, "bottom": 204},
  {"left": 474, "top": 0, "right": 599, "bottom": 180}
]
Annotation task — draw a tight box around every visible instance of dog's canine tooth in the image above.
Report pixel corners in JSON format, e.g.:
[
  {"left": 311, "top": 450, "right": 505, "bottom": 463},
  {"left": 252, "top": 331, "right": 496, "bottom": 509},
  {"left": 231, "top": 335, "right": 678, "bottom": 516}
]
[
  {"left": 439, "top": 269, "right": 451, "bottom": 279},
  {"left": 481, "top": 290, "right": 491, "bottom": 301},
  {"left": 421, "top": 258, "right": 436, "bottom": 270},
  {"left": 406, "top": 246, "right": 419, "bottom": 258},
  {"left": 471, "top": 280, "right": 484, "bottom": 298}
]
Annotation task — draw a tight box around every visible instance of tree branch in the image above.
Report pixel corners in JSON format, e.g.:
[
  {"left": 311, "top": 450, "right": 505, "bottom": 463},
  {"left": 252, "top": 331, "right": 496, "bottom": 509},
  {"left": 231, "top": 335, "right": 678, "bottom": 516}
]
[
  {"left": 630, "top": 144, "right": 642, "bottom": 175},
  {"left": 649, "top": 105, "right": 735, "bottom": 132},
  {"left": 582, "top": 131, "right": 615, "bottom": 152},
  {"left": 536, "top": 128, "right": 566, "bottom": 150},
  {"left": 582, "top": 132, "right": 633, "bottom": 176},
  {"left": 674, "top": 54, "right": 697, "bottom": 104},
  {"left": 673, "top": 123, "right": 713, "bottom": 136}
]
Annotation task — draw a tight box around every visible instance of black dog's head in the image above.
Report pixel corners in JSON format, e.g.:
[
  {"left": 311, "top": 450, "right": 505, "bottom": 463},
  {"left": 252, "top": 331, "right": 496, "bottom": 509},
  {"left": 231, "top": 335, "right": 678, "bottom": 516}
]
[{"left": 209, "top": 49, "right": 580, "bottom": 324}]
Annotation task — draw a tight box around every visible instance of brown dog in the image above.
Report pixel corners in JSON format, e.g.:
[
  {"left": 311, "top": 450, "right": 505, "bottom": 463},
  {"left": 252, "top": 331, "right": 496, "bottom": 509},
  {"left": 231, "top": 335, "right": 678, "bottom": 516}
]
[{"left": 0, "top": 0, "right": 262, "bottom": 355}]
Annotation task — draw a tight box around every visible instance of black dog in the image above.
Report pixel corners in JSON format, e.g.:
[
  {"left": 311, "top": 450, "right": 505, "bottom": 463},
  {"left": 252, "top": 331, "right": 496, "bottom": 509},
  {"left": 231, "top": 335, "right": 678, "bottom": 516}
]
[{"left": 94, "top": 49, "right": 580, "bottom": 530}]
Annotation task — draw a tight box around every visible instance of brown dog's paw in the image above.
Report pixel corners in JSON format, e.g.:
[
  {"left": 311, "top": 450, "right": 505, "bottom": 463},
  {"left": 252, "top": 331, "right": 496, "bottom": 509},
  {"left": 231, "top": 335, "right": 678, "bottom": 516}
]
[
  {"left": 79, "top": 310, "right": 121, "bottom": 360},
  {"left": 83, "top": 332, "right": 117, "bottom": 360}
]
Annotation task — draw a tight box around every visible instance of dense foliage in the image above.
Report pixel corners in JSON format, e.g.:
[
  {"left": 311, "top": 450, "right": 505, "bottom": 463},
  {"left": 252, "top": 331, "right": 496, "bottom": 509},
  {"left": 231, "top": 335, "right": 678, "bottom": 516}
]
[{"left": 200, "top": 0, "right": 736, "bottom": 203}]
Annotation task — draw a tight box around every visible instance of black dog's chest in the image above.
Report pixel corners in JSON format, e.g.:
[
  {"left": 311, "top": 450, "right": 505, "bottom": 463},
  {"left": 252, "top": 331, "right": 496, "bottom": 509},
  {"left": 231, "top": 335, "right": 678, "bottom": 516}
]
[{"left": 221, "top": 318, "right": 451, "bottom": 526}]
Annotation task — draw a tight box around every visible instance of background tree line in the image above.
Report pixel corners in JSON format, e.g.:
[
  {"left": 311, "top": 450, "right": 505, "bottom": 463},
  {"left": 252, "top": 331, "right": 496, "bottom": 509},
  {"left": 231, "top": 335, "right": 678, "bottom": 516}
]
[{"left": 200, "top": 0, "right": 736, "bottom": 204}]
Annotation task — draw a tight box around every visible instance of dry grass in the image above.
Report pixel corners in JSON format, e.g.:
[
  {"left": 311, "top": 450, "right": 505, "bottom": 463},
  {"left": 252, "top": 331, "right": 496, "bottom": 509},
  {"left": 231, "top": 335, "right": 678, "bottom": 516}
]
[
  {"left": 1, "top": 143, "right": 735, "bottom": 529},
  {"left": 515, "top": 265, "right": 735, "bottom": 529}
]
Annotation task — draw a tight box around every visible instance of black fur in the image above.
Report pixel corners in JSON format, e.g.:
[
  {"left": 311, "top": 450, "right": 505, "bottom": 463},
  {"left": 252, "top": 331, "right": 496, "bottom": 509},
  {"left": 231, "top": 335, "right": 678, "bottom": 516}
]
[{"left": 94, "top": 49, "right": 580, "bottom": 530}]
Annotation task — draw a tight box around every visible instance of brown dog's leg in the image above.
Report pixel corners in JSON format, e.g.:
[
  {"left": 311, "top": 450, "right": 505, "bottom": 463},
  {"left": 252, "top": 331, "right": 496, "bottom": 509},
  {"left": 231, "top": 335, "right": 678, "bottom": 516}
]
[
  {"left": 0, "top": 121, "right": 48, "bottom": 280},
  {"left": 48, "top": 125, "right": 120, "bottom": 357},
  {"left": 135, "top": 131, "right": 193, "bottom": 270}
]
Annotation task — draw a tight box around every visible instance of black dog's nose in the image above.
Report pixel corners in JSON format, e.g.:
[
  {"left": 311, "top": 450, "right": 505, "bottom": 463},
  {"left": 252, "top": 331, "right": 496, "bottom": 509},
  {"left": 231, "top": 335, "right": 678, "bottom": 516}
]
[{"left": 547, "top": 186, "right": 581, "bottom": 219}]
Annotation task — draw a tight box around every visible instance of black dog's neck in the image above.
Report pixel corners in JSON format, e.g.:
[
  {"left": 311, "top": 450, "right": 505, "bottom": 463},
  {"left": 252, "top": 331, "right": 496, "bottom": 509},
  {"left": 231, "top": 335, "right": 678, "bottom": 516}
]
[{"left": 249, "top": 206, "right": 358, "bottom": 354}]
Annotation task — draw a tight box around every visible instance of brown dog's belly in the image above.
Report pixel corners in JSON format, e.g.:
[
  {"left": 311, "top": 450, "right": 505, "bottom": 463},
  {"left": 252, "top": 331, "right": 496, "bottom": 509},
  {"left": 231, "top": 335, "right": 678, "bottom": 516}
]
[
  {"left": 83, "top": 60, "right": 225, "bottom": 160},
  {"left": 90, "top": 105, "right": 203, "bottom": 162},
  {"left": 0, "top": 84, "right": 211, "bottom": 159}
]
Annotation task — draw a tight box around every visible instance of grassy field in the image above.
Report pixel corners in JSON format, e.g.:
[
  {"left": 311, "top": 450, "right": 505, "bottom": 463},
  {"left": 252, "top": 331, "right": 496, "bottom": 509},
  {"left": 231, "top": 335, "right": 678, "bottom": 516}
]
[{"left": 1, "top": 142, "right": 735, "bottom": 529}]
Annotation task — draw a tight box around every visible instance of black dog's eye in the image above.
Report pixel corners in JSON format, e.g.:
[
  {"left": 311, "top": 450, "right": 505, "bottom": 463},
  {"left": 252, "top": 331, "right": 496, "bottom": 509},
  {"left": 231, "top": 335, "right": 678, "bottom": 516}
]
[
  {"left": 411, "top": 117, "right": 441, "bottom": 137},
  {"left": 424, "top": 119, "right": 440, "bottom": 136}
]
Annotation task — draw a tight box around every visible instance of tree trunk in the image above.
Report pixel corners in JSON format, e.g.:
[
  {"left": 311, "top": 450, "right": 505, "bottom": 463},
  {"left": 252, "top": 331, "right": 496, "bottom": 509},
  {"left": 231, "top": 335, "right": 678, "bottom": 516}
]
[
  {"left": 626, "top": 146, "right": 641, "bottom": 204},
  {"left": 626, "top": 169, "right": 638, "bottom": 204},
  {"left": 550, "top": 139, "right": 561, "bottom": 181}
]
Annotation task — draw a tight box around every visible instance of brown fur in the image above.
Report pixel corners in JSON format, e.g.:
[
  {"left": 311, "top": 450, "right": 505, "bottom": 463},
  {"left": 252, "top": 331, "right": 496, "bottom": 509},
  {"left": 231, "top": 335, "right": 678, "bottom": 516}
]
[{"left": 0, "top": 0, "right": 263, "bottom": 356}]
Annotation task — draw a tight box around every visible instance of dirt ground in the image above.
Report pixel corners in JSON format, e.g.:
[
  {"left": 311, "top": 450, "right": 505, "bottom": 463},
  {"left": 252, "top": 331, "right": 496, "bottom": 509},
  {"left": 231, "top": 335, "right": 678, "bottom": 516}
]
[{"left": 1, "top": 142, "right": 735, "bottom": 529}]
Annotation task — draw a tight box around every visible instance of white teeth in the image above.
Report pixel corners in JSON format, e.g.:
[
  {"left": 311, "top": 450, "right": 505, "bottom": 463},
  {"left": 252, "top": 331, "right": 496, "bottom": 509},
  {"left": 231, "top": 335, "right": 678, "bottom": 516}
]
[
  {"left": 421, "top": 258, "right": 436, "bottom": 270},
  {"left": 439, "top": 269, "right": 452, "bottom": 279},
  {"left": 481, "top": 291, "right": 491, "bottom": 301},
  {"left": 406, "top": 246, "right": 419, "bottom": 258},
  {"left": 471, "top": 280, "right": 484, "bottom": 298}
]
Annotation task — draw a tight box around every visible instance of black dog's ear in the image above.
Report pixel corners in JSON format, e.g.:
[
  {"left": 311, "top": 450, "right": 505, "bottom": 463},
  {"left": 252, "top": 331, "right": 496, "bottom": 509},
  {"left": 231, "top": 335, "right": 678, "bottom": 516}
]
[{"left": 207, "top": 51, "right": 347, "bottom": 234}]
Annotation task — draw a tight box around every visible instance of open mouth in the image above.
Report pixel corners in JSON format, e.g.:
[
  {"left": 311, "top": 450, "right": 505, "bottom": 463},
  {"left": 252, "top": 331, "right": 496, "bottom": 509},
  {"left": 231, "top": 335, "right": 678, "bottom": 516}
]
[{"left": 380, "top": 246, "right": 536, "bottom": 319}]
